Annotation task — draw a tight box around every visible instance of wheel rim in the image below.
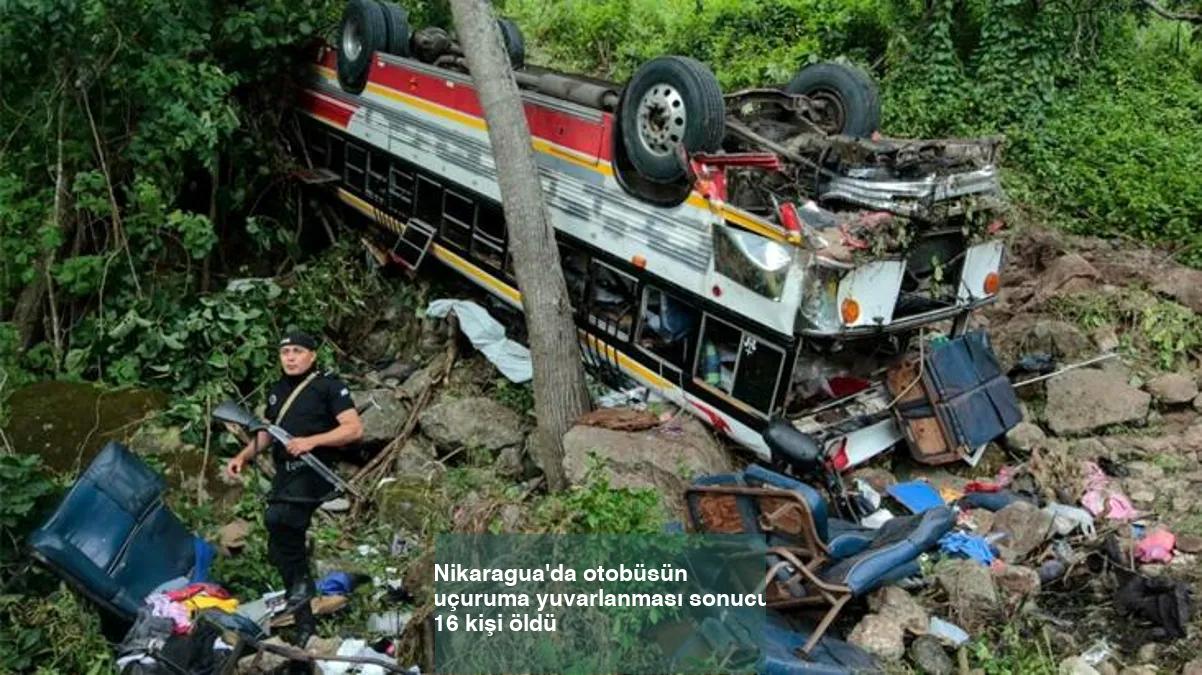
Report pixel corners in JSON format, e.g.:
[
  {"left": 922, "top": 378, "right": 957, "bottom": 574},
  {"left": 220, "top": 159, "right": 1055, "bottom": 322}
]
[
  {"left": 342, "top": 17, "right": 363, "bottom": 62},
  {"left": 808, "top": 88, "right": 846, "bottom": 135},
  {"left": 636, "top": 84, "right": 687, "bottom": 158}
]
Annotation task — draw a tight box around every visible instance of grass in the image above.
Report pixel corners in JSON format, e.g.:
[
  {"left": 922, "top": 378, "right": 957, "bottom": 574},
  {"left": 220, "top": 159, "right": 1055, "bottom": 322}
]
[{"left": 1049, "top": 288, "right": 1202, "bottom": 372}]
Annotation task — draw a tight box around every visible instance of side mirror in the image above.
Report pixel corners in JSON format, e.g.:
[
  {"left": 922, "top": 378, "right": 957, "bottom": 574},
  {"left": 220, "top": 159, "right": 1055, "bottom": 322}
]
[{"left": 762, "top": 418, "right": 823, "bottom": 476}]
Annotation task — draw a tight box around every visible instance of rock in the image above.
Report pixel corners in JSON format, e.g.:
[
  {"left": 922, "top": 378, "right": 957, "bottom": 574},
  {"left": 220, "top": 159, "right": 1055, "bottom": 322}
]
[
  {"left": 867, "top": 586, "right": 928, "bottom": 635},
  {"left": 377, "top": 475, "right": 447, "bottom": 531},
  {"left": 377, "top": 360, "right": 419, "bottom": 383},
  {"left": 990, "top": 502, "right": 1054, "bottom": 562},
  {"left": 561, "top": 415, "right": 732, "bottom": 513},
  {"left": 241, "top": 637, "right": 291, "bottom": 671},
  {"left": 1125, "top": 480, "right": 1156, "bottom": 505},
  {"left": 1182, "top": 658, "right": 1202, "bottom": 675},
  {"left": 494, "top": 444, "right": 526, "bottom": 480},
  {"left": 1136, "top": 643, "right": 1159, "bottom": 663},
  {"left": 129, "top": 423, "right": 191, "bottom": 456},
  {"left": 992, "top": 564, "right": 1041, "bottom": 601},
  {"left": 353, "top": 389, "right": 411, "bottom": 444},
  {"left": 1194, "top": 393, "right": 1202, "bottom": 414},
  {"left": 217, "top": 519, "right": 251, "bottom": 553},
  {"left": 419, "top": 396, "right": 526, "bottom": 453},
  {"left": 1147, "top": 373, "right": 1199, "bottom": 406},
  {"left": 847, "top": 613, "right": 905, "bottom": 661},
  {"left": 1092, "top": 325, "right": 1120, "bottom": 353},
  {"left": 1175, "top": 533, "right": 1202, "bottom": 554},
  {"left": 1118, "top": 667, "right": 1157, "bottom": 675},
  {"left": 1151, "top": 267, "right": 1202, "bottom": 314},
  {"left": 498, "top": 504, "right": 523, "bottom": 532},
  {"left": 935, "top": 559, "right": 998, "bottom": 629},
  {"left": 305, "top": 635, "right": 342, "bottom": 658},
  {"left": 394, "top": 436, "right": 445, "bottom": 481},
  {"left": 1045, "top": 369, "right": 1150, "bottom": 435},
  {"left": 397, "top": 361, "right": 439, "bottom": 400},
  {"left": 320, "top": 497, "right": 350, "bottom": 512},
  {"left": 1098, "top": 663, "right": 1118, "bottom": 675},
  {"left": 1006, "top": 422, "right": 1047, "bottom": 452},
  {"left": 1029, "top": 254, "right": 1101, "bottom": 306},
  {"left": 1058, "top": 657, "right": 1101, "bottom": 675},
  {"left": 909, "top": 635, "right": 954, "bottom": 675}
]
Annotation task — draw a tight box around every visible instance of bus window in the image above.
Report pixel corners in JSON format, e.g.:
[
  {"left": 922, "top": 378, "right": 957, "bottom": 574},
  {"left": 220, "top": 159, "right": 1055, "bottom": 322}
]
[
  {"left": 414, "top": 176, "right": 443, "bottom": 227},
  {"left": 636, "top": 287, "right": 697, "bottom": 367},
  {"left": 388, "top": 167, "right": 414, "bottom": 219},
  {"left": 560, "top": 244, "right": 588, "bottom": 309},
  {"left": 694, "top": 315, "right": 785, "bottom": 415},
  {"left": 472, "top": 202, "right": 505, "bottom": 271},
  {"left": 442, "top": 189, "right": 475, "bottom": 251},
  {"left": 305, "top": 124, "right": 327, "bottom": 164},
  {"left": 695, "top": 315, "right": 741, "bottom": 394},
  {"left": 367, "top": 152, "right": 388, "bottom": 202},
  {"left": 328, "top": 135, "right": 345, "bottom": 177},
  {"left": 345, "top": 143, "right": 368, "bottom": 193},
  {"left": 587, "top": 259, "right": 637, "bottom": 341},
  {"left": 730, "top": 335, "right": 786, "bottom": 414}
]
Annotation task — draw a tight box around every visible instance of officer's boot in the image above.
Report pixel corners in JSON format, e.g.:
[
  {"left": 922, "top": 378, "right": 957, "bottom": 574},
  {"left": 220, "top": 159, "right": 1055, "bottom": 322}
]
[{"left": 282, "top": 577, "right": 317, "bottom": 648}]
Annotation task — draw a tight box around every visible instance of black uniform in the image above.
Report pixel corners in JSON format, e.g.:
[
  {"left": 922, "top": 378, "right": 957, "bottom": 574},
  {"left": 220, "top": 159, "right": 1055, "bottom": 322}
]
[{"left": 262, "top": 368, "right": 355, "bottom": 590}]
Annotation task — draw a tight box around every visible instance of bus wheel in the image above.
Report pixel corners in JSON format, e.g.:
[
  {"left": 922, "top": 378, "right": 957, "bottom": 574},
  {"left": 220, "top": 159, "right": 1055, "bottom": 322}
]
[
  {"left": 620, "top": 56, "right": 725, "bottom": 183},
  {"left": 497, "top": 18, "right": 525, "bottom": 70},
  {"left": 378, "top": 1, "right": 411, "bottom": 58},
  {"left": 785, "top": 62, "right": 880, "bottom": 137},
  {"left": 337, "top": 0, "right": 388, "bottom": 94}
]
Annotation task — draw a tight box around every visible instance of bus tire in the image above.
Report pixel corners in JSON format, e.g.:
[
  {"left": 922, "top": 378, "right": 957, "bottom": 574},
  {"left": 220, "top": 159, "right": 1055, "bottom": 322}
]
[
  {"left": 785, "top": 62, "right": 880, "bottom": 137},
  {"left": 620, "top": 56, "right": 725, "bottom": 183},
  {"left": 337, "top": 0, "right": 388, "bottom": 94},
  {"left": 379, "top": 1, "right": 411, "bottom": 58},
  {"left": 497, "top": 18, "right": 525, "bottom": 70}
]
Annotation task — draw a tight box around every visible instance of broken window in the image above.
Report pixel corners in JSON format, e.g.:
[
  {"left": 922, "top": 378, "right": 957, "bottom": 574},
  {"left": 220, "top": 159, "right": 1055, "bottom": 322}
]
[
  {"left": 695, "top": 314, "right": 786, "bottom": 415},
  {"left": 586, "top": 259, "right": 637, "bottom": 341},
  {"left": 441, "top": 188, "right": 475, "bottom": 251},
  {"left": 636, "top": 286, "right": 698, "bottom": 367},
  {"left": 712, "top": 222, "right": 793, "bottom": 300},
  {"left": 388, "top": 167, "right": 414, "bottom": 220},
  {"left": 471, "top": 202, "right": 505, "bottom": 272},
  {"left": 414, "top": 176, "right": 443, "bottom": 228},
  {"left": 367, "top": 151, "right": 388, "bottom": 202},
  {"left": 559, "top": 244, "right": 589, "bottom": 310},
  {"left": 345, "top": 142, "right": 368, "bottom": 193}
]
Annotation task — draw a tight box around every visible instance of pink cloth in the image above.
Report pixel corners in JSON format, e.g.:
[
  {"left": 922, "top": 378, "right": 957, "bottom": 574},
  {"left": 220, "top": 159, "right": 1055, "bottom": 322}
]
[
  {"left": 147, "top": 593, "right": 191, "bottom": 635},
  {"left": 1081, "top": 489, "right": 1138, "bottom": 521},
  {"left": 1135, "top": 528, "right": 1176, "bottom": 563}
]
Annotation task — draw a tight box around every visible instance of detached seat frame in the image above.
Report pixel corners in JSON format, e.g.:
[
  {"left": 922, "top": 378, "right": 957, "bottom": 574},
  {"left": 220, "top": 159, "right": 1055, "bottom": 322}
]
[
  {"left": 28, "top": 441, "right": 210, "bottom": 620},
  {"left": 687, "top": 466, "right": 954, "bottom": 655}
]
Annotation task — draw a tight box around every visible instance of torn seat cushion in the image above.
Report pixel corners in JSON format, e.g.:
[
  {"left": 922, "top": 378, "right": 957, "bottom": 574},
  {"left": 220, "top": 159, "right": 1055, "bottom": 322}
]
[
  {"left": 817, "top": 506, "right": 955, "bottom": 595},
  {"left": 925, "top": 332, "right": 1023, "bottom": 450},
  {"left": 29, "top": 442, "right": 204, "bottom": 619}
]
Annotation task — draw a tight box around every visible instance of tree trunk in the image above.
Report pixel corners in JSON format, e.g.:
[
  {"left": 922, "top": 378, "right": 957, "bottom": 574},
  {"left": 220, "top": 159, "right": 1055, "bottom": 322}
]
[{"left": 448, "top": 0, "right": 591, "bottom": 491}]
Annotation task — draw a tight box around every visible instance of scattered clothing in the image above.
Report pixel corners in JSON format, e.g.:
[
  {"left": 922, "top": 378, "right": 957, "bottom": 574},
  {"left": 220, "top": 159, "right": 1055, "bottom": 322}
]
[
  {"left": 958, "top": 490, "right": 1029, "bottom": 512},
  {"left": 182, "top": 595, "right": 238, "bottom": 614},
  {"left": 147, "top": 593, "right": 192, "bottom": 635},
  {"left": 1043, "top": 503, "right": 1096, "bottom": 538},
  {"left": 317, "top": 571, "right": 356, "bottom": 596},
  {"left": 927, "top": 617, "right": 970, "bottom": 647},
  {"left": 1115, "top": 575, "right": 1193, "bottom": 640},
  {"left": 938, "top": 531, "right": 996, "bottom": 565},
  {"left": 1135, "top": 528, "right": 1176, "bottom": 564},
  {"left": 1081, "top": 462, "right": 1139, "bottom": 521},
  {"left": 165, "top": 583, "right": 231, "bottom": 603},
  {"left": 427, "top": 299, "right": 532, "bottom": 383}
]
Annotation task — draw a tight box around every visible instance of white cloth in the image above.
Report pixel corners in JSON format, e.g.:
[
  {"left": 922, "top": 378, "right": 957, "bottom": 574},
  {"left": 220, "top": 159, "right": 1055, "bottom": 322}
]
[{"left": 426, "top": 299, "right": 532, "bottom": 383}]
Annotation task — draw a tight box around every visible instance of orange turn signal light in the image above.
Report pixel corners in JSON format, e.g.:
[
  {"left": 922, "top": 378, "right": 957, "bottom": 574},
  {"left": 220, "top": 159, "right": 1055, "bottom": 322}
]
[
  {"left": 983, "top": 272, "right": 1000, "bottom": 296},
  {"left": 841, "top": 298, "right": 861, "bottom": 324},
  {"left": 632, "top": 255, "right": 647, "bottom": 269}
]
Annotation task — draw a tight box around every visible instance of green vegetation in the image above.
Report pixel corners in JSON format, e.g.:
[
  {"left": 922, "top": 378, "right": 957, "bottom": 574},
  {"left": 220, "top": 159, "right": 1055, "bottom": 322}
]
[{"left": 1051, "top": 288, "right": 1202, "bottom": 370}]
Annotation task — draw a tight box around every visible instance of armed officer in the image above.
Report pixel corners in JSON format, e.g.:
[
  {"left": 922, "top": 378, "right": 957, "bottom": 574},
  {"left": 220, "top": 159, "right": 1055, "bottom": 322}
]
[{"left": 225, "top": 331, "right": 363, "bottom": 644}]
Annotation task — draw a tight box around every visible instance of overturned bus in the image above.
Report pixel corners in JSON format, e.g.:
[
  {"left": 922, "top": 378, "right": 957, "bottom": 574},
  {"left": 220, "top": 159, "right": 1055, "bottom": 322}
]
[{"left": 293, "top": 0, "right": 1020, "bottom": 477}]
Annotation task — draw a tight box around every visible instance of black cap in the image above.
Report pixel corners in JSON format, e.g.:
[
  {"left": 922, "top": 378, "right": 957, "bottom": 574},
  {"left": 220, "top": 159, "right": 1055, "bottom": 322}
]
[{"left": 280, "top": 330, "right": 318, "bottom": 351}]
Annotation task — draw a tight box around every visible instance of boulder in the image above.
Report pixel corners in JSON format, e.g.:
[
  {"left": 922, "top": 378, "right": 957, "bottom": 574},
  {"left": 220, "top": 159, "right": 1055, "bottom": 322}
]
[
  {"left": 1175, "top": 533, "right": 1202, "bottom": 554},
  {"left": 1028, "top": 254, "right": 1101, "bottom": 307},
  {"left": 990, "top": 502, "right": 1054, "bottom": 562},
  {"left": 353, "top": 388, "right": 411, "bottom": 445},
  {"left": 1005, "top": 422, "right": 1047, "bottom": 452},
  {"left": 1091, "top": 325, "right": 1120, "bottom": 353},
  {"left": 561, "top": 415, "right": 732, "bottom": 511},
  {"left": 1182, "top": 658, "right": 1202, "bottom": 675},
  {"left": 909, "top": 636, "right": 954, "bottom": 675},
  {"left": 1117, "top": 667, "right": 1156, "bottom": 675},
  {"left": 867, "top": 586, "right": 928, "bottom": 635},
  {"left": 1194, "top": 393, "right": 1202, "bottom": 414},
  {"left": 992, "top": 564, "right": 1041, "bottom": 602},
  {"left": 494, "top": 444, "right": 527, "bottom": 480},
  {"left": 1151, "top": 267, "right": 1202, "bottom": 314},
  {"left": 1146, "top": 373, "right": 1198, "bottom": 406},
  {"left": 847, "top": 613, "right": 905, "bottom": 661},
  {"left": 419, "top": 396, "right": 526, "bottom": 453},
  {"left": 1045, "top": 369, "right": 1150, "bottom": 436},
  {"left": 993, "top": 318, "right": 1093, "bottom": 367},
  {"left": 935, "top": 559, "right": 998, "bottom": 630},
  {"left": 394, "top": 436, "right": 445, "bottom": 481}
]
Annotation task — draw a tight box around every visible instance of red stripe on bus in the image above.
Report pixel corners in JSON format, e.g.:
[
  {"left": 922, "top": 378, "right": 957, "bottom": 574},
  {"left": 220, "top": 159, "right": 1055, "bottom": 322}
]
[{"left": 301, "top": 90, "right": 356, "bottom": 128}]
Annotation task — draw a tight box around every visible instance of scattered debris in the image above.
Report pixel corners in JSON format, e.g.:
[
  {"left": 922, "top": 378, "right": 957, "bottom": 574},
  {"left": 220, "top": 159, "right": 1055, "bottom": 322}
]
[
  {"left": 426, "top": 299, "right": 531, "bottom": 383},
  {"left": 847, "top": 613, "right": 905, "bottom": 661},
  {"left": 908, "top": 635, "right": 954, "bottom": 675}
]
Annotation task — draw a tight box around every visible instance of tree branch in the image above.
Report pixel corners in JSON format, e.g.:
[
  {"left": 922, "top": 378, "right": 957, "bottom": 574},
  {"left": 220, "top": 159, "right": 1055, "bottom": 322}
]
[{"left": 1140, "top": 0, "right": 1202, "bottom": 23}]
